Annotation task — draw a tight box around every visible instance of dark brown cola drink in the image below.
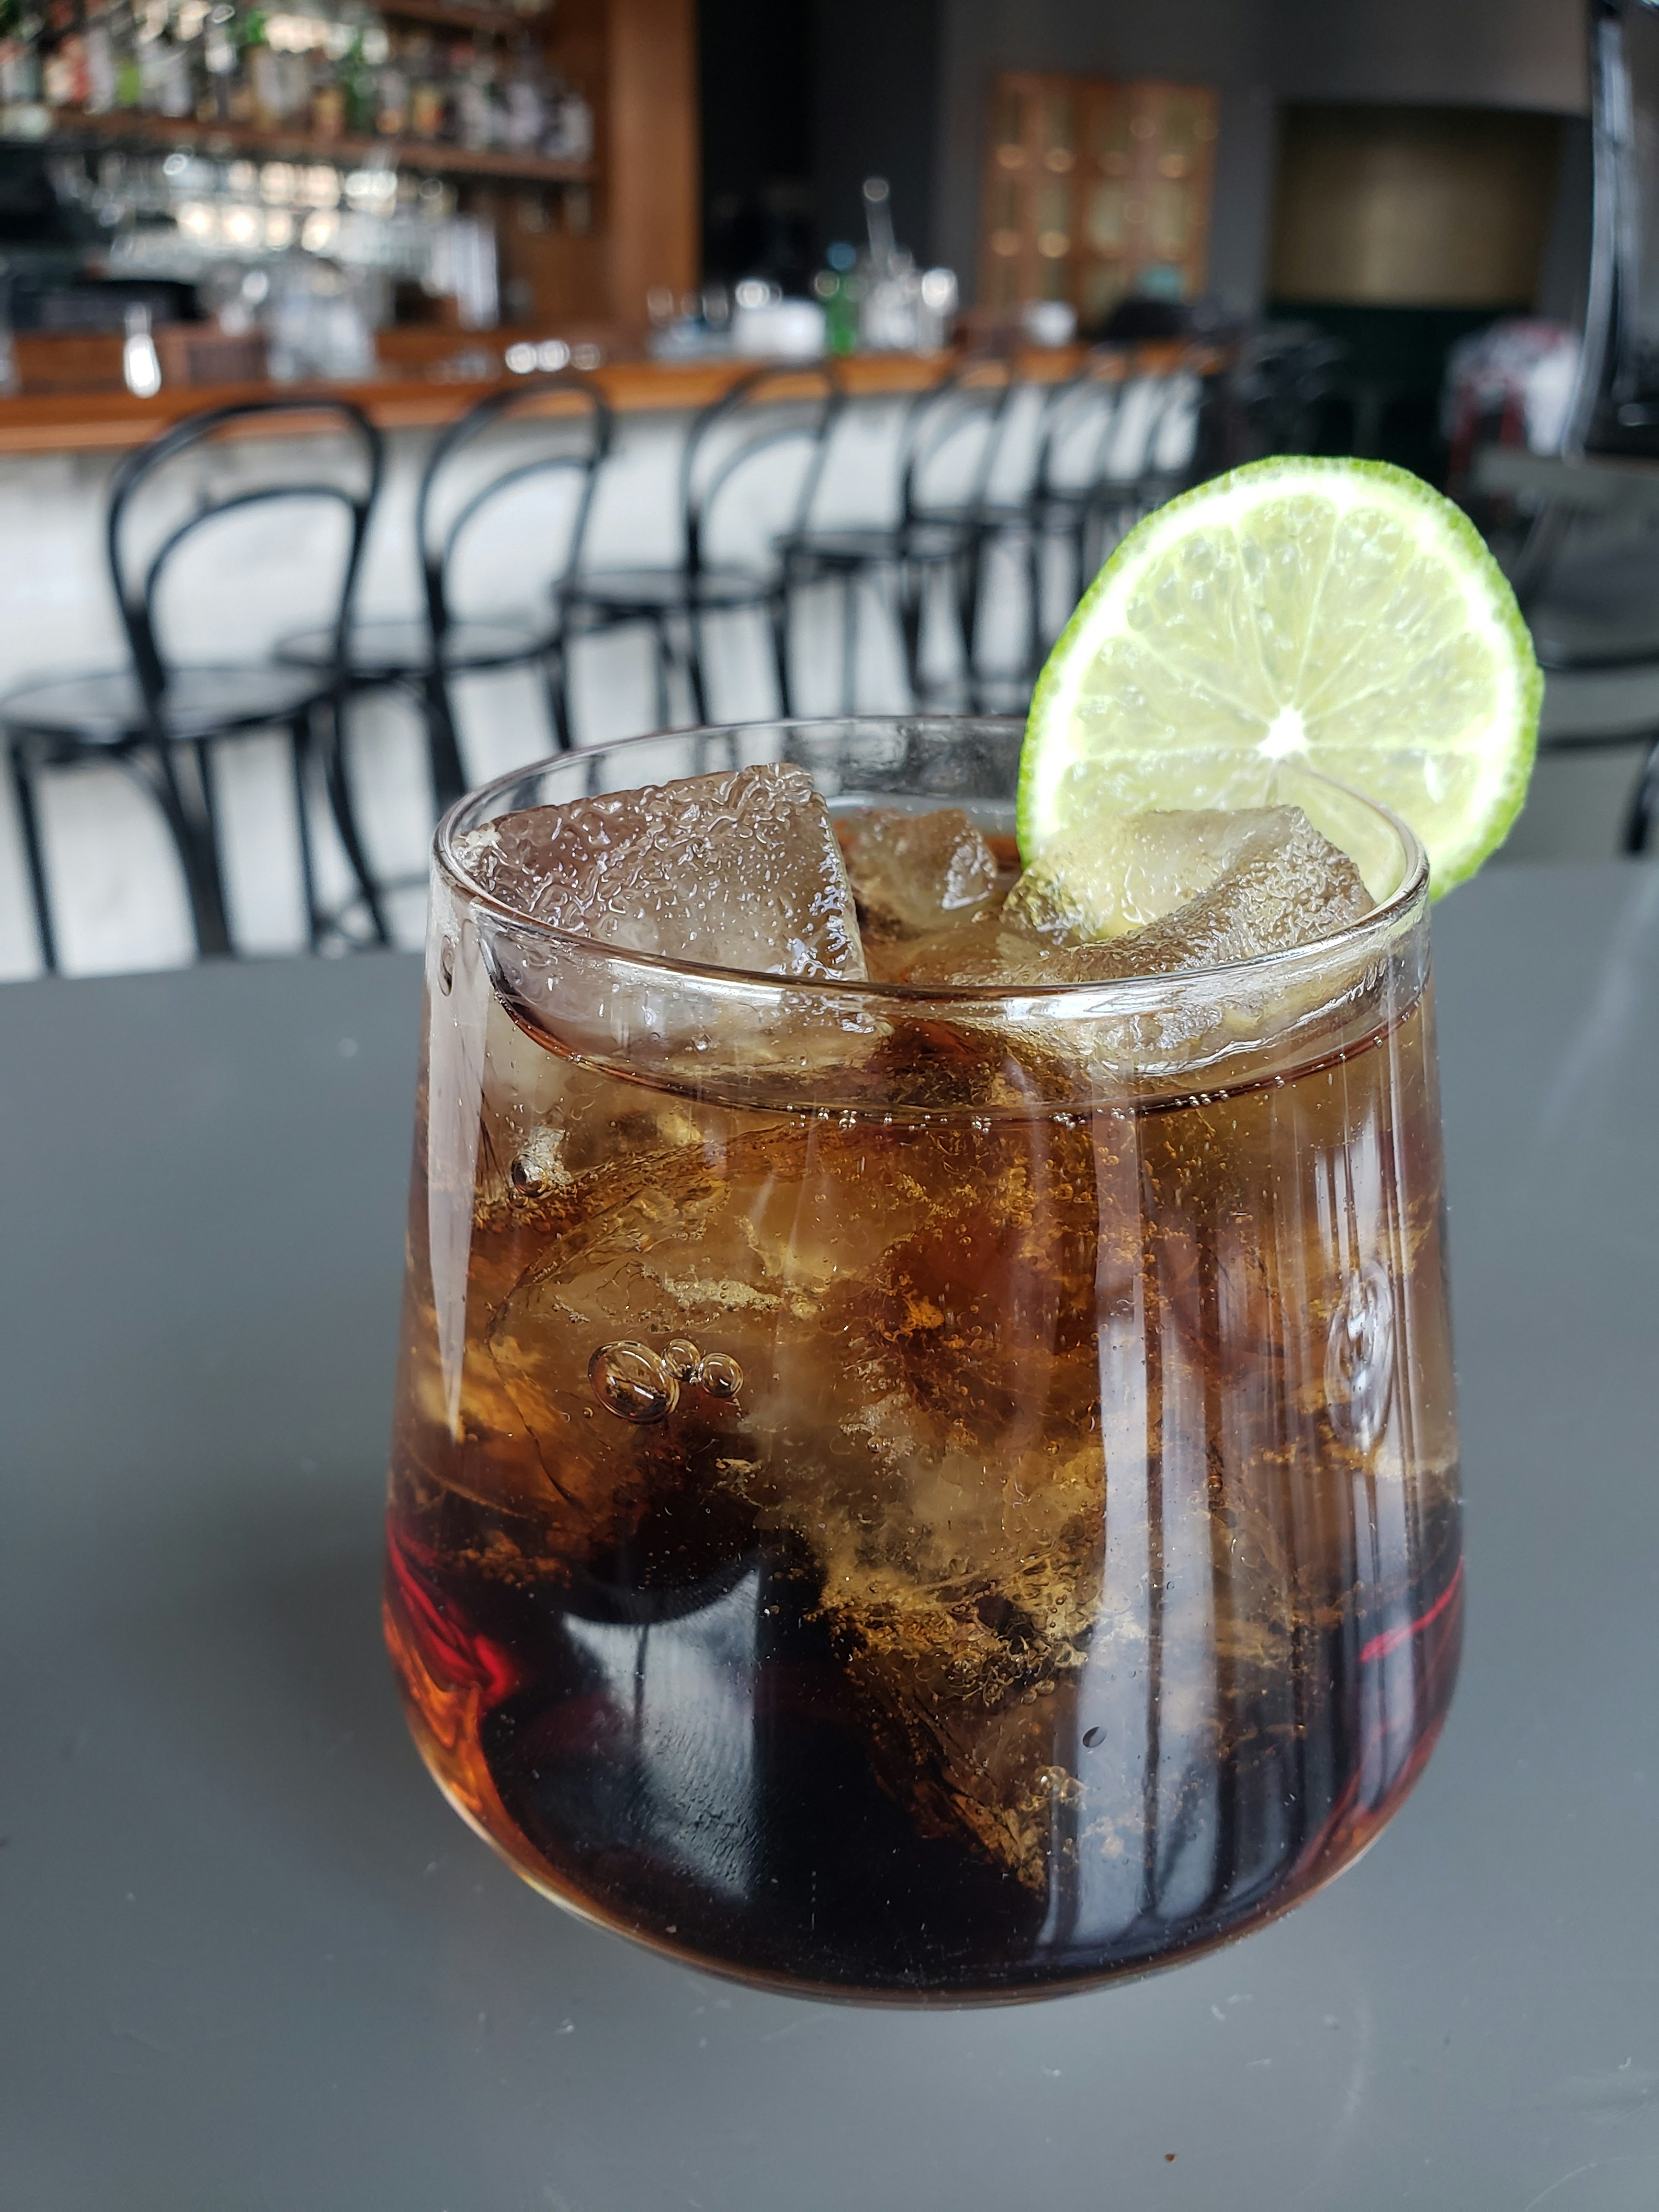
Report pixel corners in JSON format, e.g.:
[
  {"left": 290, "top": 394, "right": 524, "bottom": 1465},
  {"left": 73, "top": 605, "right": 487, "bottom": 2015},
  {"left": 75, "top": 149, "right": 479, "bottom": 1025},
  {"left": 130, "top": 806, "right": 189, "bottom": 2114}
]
[{"left": 385, "top": 728, "right": 1460, "bottom": 2003}]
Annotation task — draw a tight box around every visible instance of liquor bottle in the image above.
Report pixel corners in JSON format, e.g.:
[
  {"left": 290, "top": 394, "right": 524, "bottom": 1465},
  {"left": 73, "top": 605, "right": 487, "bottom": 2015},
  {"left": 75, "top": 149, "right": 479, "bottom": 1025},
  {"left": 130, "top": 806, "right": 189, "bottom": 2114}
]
[
  {"left": 541, "top": 62, "right": 590, "bottom": 160},
  {"left": 139, "top": 0, "right": 192, "bottom": 118},
  {"left": 500, "top": 31, "right": 544, "bottom": 152},
  {"left": 405, "top": 31, "right": 442, "bottom": 140},
  {"left": 110, "top": 0, "right": 141, "bottom": 107},
  {"left": 373, "top": 26, "right": 406, "bottom": 133},
  {"left": 309, "top": 49, "right": 341, "bottom": 137},
  {"left": 238, "top": 0, "right": 277, "bottom": 125},
  {"left": 82, "top": 0, "right": 116, "bottom": 108},
  {"left": 0, "top": 0, "right": 49, "bottom": 134},
  {"left": 857, "top": 175, "right": 923, "bottom": 350},
  {"left": 449, "top": 33, "right": 486, "bottom": 147},
  {"left": 814, "top": 242, "right": 861, "bottom": 356},
  {"left": 197, "top": 0, "right": 235, "bottom": 119},
  {"left": 336, "top": 5, "right": 377, "bottom": 135},
  {"left": 42, "top": 0, "right": 90, "bottom": 110}
]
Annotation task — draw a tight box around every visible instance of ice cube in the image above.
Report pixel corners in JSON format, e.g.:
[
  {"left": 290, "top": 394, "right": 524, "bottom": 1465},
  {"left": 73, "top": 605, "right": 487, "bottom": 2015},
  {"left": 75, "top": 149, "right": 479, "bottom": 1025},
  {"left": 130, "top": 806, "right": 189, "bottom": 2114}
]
[
  {"left": 455, "top": 762, "right": 865, "bottom": 981},
  {"left": 1006, "top": 808, "right": 1290, "bottom": 944},
  {"left": 1034, "top": 806, "right": 1374, "bottom": 980},
  {"left": 839, "top": 807, "right": 1001, "bottom": 940},
  {"left": 897, "top": 807, "right": 1372, "bottom": 986}
]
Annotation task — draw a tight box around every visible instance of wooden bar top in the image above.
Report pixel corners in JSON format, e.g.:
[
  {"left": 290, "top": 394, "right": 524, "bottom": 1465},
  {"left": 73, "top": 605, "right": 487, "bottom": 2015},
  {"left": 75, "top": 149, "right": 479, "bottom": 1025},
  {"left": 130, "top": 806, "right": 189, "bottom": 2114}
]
[{"left": 0, "top": 341, "right": 1207, "bottom": 456}]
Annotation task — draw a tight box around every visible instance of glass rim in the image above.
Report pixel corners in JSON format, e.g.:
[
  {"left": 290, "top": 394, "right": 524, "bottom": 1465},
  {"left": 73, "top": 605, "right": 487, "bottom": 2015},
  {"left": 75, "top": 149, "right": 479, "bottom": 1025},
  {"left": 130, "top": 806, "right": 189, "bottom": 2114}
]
[{"left": 432, "top": 716, "right": 1431, "bottom": 1004}]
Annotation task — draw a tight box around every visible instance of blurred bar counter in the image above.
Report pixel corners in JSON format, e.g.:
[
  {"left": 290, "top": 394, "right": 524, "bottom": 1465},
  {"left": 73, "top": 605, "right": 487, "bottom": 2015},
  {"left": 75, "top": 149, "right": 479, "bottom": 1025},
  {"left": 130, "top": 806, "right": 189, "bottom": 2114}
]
[{"left": 0, "top": 340, "right": 1132, "bottom": 453}]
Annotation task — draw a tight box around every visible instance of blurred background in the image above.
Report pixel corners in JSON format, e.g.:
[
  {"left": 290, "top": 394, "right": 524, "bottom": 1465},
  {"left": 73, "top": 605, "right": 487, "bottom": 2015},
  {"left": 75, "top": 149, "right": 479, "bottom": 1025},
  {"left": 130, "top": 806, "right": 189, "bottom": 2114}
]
[{"left": 0, "top": 0, "right": 1648, "bottom": 978}]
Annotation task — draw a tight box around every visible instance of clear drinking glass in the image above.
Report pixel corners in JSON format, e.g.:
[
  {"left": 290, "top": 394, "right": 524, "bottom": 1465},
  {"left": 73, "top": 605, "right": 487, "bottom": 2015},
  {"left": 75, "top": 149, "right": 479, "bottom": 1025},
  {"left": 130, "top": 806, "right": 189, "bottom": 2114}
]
[{"left": 384, "top": 717, "right": 1461, "bottom": 2004}]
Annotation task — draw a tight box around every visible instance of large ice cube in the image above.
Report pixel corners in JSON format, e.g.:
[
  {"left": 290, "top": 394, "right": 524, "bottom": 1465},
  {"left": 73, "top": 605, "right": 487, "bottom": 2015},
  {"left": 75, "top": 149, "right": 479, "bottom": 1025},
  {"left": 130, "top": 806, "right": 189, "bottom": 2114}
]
[
  {"left": 455, "top": 762, "right": 866, "bottom": 980},
  {"left": 839, "top": 807, "right": 1001, "bottom": 940},
  {"left": 898, "top": 806, "right": 1372, "bottom": 986},
  {"left": 1007, "top": 807, "right": 1291, "bottom": 944}
]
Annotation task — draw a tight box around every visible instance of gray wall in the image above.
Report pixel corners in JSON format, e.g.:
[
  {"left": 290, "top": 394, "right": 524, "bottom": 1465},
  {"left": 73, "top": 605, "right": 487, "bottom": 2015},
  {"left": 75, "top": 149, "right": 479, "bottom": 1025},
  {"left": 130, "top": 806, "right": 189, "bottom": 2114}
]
[
  {"left": 811, "top": 0, "right": 945, "bottom": 263},
  {"left": 930, "top": 0, "right": 1591, "bottom": 309},
  {"left": 1268, "top": 0, "right": 1588, "bottom": 110}
]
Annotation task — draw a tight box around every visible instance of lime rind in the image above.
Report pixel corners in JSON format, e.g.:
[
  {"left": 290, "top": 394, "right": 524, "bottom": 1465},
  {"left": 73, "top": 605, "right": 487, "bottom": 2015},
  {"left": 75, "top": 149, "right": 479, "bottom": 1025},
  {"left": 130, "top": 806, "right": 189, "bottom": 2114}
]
[{"left": 1017, "top": 455, "right": 1543, "bottom": 896}]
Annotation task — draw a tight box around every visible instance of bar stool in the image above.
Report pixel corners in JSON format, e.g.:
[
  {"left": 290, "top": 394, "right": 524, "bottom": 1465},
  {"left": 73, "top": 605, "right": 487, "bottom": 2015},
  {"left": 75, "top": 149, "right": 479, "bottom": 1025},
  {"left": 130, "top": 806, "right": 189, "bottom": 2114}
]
[
  {"left": 2, "top": 396, "right": 385, "bottom": 971},
  {"left": 279, "top": 372, "right": 612, "bottom": 811},
  {"left": 964, "top": 348, "right": 1231, "bottom": 709},
  {"left": 777, "top": 356, "right": 1017, "bottom": 712},
  {"left": 561, "top": 363, "right": 841, "bottom": 725}
]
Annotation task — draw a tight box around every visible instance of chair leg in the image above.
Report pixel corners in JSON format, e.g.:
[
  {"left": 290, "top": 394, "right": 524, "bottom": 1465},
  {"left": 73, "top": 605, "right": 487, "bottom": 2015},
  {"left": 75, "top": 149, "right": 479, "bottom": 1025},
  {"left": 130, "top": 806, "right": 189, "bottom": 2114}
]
[
  {"left": 541, "top": 645, "right": 575, "bottom": 753},
  {"left": 1024, "top": 529, "right": 1045, "bottom": 687},
  {"left": 768, "top": 587, "right": 795, "bottom": 720},
  {"left": 7, "top": 745, "right": 58, "bottom": 973},
  {"left": 840, "top": 573, "right": 858, "bottom": 716},
  {"left": 648, "top": 612, "right": 674, "bottom": 728},
  {"left": 420, "top": 670, "right": 468, "bottom": 812},
  {"left": 126, "top": 743, "right": 233, "bottom": 960},
  {"left": 318, "top": 699, "right": 391, "bottom": 947},
  {"left": 898, "top": 560, "right": 928, "bottom": 709},
  {"left": 684, "top": 607, "right": 712, "bottom": 725},
  {"left": 288, "top": 713, "right": 323, "bottom": 950},
  {"left": 1623, "top": 734, "right": 1659, "bottom": 855},
  {"left": 955, "top": 534, "right": 988, "bottom": 712},
  {"left": 191, "top": 735, "right": 222, "bottom": 853}
]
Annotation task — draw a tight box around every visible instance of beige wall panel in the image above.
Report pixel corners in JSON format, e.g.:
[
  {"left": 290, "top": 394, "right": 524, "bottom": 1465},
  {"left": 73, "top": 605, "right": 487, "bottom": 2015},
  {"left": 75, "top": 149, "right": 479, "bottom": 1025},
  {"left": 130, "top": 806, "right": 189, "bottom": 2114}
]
[{"left": 1270, "top": 106, "right": 1564, "bottom": 308}]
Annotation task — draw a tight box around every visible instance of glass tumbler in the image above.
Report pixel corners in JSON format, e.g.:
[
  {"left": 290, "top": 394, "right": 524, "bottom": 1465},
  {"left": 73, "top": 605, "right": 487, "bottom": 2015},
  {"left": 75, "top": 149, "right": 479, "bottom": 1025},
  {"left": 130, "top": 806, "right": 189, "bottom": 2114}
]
[{"left": 385, "top": 718, "right": 1461, "bottom": 2004}]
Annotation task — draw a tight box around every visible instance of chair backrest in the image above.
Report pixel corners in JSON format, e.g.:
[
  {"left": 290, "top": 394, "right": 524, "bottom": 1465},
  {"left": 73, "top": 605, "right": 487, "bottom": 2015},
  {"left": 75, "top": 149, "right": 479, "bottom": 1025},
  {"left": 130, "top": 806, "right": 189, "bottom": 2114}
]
[
  {"left": 897, "top": 357, "right": 1017, "bottom": 522},
  {"left": 1228, "top": 327, "right": 1348, "bottom": 461},
  {"left": 1031, "top": 357, "right": 1116, "bottom": 499},
  {"left": 1026, "top": 346, "right": 1213, "bottom": 514},
  {"left": 417, "top": 371, "right": 612, "bottom": 642},
  {"left": 106, "top": 396, "right": 382, "bottom": 709},
  {"left": 680, "top": 364, "right": 841, "bottom": 574},
  {"left": 1570, "top": 0, "right": 1659, "bottom": 456}
]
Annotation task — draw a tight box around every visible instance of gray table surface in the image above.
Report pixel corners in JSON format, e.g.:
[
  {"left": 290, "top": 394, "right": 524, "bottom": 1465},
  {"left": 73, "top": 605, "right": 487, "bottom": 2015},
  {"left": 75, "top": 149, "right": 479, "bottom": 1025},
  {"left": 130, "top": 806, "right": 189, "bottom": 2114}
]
[{"left": 3, "top": 863, "right": 1658, "bottom": 2212}]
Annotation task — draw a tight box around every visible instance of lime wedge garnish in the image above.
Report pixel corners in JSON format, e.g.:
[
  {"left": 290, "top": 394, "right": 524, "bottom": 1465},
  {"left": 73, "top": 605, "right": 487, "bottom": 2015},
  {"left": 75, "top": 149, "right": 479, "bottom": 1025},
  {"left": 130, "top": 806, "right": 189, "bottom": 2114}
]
[{"left": 1018, "top": 456, "right": 1541, "bottom": 894}]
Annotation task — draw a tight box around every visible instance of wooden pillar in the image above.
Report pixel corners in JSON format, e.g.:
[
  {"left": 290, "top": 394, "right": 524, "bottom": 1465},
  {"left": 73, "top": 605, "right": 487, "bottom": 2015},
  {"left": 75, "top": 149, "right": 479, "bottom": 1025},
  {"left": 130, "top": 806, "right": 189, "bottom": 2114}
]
[{"left": 606, "top": 0, "right": 701, "bottom": 328}]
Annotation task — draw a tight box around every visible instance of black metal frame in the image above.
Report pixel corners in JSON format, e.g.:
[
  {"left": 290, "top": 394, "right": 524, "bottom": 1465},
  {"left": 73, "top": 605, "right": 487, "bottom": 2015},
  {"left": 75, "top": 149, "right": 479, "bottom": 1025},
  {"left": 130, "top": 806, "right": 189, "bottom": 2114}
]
[
  {"left": 988, "top": 349, "right": 1220, "bottom": 701},
  {"left": 276, "top": 372, "right": 611, "bottom": 814},
  {"left": 563, "top": 362, "right": 843, "bottom": 726},
  {"left": 413, "top": 372, "right": 611, "bottom": 796},
  {"left": 4, "top": 395, "right": 385, "bottom": 969},
  {"left": 779, "top": 356, "right": 1020, "bottom": 713}
]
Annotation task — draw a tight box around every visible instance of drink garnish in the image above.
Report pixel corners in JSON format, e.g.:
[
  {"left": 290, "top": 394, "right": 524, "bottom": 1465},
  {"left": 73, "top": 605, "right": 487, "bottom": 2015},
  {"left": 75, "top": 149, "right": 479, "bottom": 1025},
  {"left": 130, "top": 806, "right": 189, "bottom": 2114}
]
[{"left": 1018, "top": 455, "right": 1542, "bottom": 896}]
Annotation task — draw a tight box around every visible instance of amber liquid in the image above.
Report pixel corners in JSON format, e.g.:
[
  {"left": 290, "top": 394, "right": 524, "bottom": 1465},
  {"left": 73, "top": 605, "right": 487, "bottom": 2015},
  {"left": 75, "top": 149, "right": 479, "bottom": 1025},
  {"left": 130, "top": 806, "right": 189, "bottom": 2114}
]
[{"left": 386, "top": 979, "right": 1461, "bottom": 2002}]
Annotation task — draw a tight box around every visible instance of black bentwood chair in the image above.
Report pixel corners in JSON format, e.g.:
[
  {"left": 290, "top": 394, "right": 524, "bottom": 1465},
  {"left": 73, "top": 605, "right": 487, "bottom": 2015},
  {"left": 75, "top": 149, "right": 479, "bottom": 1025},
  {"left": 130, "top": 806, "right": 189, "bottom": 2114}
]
[
  {"left": 561, "top": 362, "right": 841, "bottom": 726},
  {"left": 2, "top": 396, "right": 385, "bottom": 969},
  {"left": 279, "top": 372, "right": 612, "bottom": 808},
  {"left": 777, "top": 355, "right": 1017, "bottom": 712},
  {"left": 963, "top": 347, "right": 1219, "bottom": 708}
]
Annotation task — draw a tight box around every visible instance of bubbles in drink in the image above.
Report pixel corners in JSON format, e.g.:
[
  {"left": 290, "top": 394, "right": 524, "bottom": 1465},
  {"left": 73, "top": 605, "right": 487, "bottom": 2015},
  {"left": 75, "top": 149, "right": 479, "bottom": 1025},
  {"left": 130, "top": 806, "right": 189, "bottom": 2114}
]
[
  {"left": 696, "top": 1351, "right": 743, "bottom": 1400},
  {"left": 587, "top": 1337, "right": 744, "bottom": 1421},
  {"left": 588, "top": 1342, "right": 678, "bottom": 1423}
]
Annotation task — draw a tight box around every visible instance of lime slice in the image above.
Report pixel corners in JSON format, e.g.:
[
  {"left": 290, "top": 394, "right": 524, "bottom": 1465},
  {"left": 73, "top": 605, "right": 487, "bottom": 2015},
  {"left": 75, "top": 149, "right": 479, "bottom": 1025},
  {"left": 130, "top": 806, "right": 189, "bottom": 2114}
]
[{"left": 1018, "top": 455, "right": 1542, "bottom": 894}]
